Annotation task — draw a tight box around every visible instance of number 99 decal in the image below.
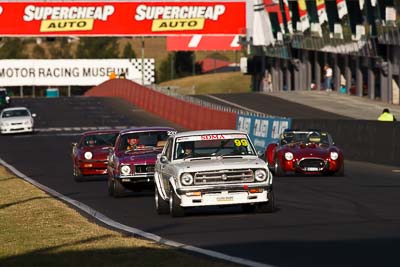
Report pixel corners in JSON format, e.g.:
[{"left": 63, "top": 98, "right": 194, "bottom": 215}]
[{"left": 234, "top": 139, "right": 248, "bottom": 147}]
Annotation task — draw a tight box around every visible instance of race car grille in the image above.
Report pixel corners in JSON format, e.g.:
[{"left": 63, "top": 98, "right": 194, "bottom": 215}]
[
  {"left": 194, "top": 169, "right": 254, "bottom": 185},
  {"left": 135, "top": 164, "right": 155, "bottom": 173},
  {"left": 298, "top": 158, "right": 326, "bottom": 170}
]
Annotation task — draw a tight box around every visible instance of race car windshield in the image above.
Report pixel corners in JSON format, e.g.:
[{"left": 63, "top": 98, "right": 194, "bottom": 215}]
[
  {"left": 174, "top": 136, "right": 256, "bottom": 160},
  {"left": 281, "top": 132, "right": 330, "bottom": 145},
  {"left": 81, "top": 133, "right": 118, "bottom": 148},
  {"left": 120, "top": 131, "right": 170, "bottom": 151}
]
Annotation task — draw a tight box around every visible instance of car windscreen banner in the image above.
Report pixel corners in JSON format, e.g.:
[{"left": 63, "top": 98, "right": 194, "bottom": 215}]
[{"left": 0, "top": 1, "right": 246, "bottom": 36}]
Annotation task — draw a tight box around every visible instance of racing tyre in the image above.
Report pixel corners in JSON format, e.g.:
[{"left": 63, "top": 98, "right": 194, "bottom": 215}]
[
  {"left": 73, "top": 166, "right": 83, "bottom": 182},
  {"left": 335, "top": 162, "right": 345, "bottom": 177},
  {"left": 274, "top": 159, "right": 285, "bottom": 177},
  {"left": 155, "top": 186, "right": 169, "bottom": 215},
  {"left": 255, "top": 191, "right": 275, "bottom": 213},
  {"left": 169, "top": 187, "right": 185, "bottom": 217},
  {"left": 108, "top": 177, "right": 125, "bottom": 198}
]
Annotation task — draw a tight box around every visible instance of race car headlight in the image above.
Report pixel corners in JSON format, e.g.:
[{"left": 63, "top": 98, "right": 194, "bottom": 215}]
[
  {"left": 284, "top": 152, "right": 294, "bottom": 160},
  {"left": 181, "top": 173, "right": 194, "bottom": 186},
  {"left": 120, "top": 165, "right": 131, "bottom": 175},
  {"left": 254, "top": 169, "right": 267, "bottom": 182},
  {"left": 84, "top": 151, "right": 93, "bottom": 160},
  {"left": 330, "top": 152, "right": 339, "bottom": 160},
  {"left": 24, "top": 120, "right": 31, "bottom": 125},
  {"left": 0, "top": 122, "right": 10, "bottom": 126}
]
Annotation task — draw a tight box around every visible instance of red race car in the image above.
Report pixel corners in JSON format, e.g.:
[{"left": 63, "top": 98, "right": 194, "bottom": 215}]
[
  {"left": 265, "top": 130, "right": 344, "bottom": 176},
  {"left": 72, "top": 129, "right": 120, "bottom": 181},
  {"left": 107, "top": 126, "right": 177, "bottom": 197}
]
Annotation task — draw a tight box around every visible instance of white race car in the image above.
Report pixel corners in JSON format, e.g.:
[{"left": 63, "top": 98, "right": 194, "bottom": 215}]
[
  {"left": 0, "top": 107, "right": 36, "bottom": 134},
  {"left": 154, "top": 129, "right": 274, "bottom": 217}
]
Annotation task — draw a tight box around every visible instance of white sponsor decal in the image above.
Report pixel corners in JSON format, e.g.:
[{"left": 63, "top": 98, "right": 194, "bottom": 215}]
[
  {"left": 134, "top": 4, "right": 225, "bottom": 21},
  {"left": 176, "top": 134, "right": 247, "bottom": 142},
  {"left": 23, "top": 5, "right": 115, "bottom": 21},
  {"left": 253, "top": 118, "right": 268, "bottom": 138}
]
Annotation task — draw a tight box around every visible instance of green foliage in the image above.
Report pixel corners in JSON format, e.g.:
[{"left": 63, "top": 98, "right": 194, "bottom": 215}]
[
  {"left": 48, "top": 39, "right": 73, "bottom": 59},
  {"left": 49, "top": 38, "right": 74, "bottom": 59},
  {"left": 206, "top": 52, "right": 229, "bottom": 61},
  {"left": 76, "top": 37, "right": 119, "bottom": 58},
  {"left": 0, "top": 38, "right": 27, "bottom": 59},
  {"left": 158, "top": 52, "right": 202, "bottom": 83},
  {"left": 174, "top": 51, "right": 195, "bottom": 78},
  {"left": 121, "top": 42, "right": 136, "bottom": 58},
  {"left": 32, "top": 44, "right": 46, "bottom": 59},
  {"left": 158, "top": 53, "right": 174, "bottom": 83}
]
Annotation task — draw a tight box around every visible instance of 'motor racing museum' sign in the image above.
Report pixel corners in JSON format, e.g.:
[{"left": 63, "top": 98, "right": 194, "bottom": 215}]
[
  {"left": 0, "top": 1, "right": 245, "bottom": 36},
  {"left": 0, "top": 59, "right": 155, "bottom": 86}
]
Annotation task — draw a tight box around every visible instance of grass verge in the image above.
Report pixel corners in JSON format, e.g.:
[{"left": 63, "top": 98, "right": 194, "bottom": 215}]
[
  {"left": 158, "top": 72, "right": 252, "bottom": 95},
  {"left": 0, "top": 166, "right": 235, "bottom": 267}
]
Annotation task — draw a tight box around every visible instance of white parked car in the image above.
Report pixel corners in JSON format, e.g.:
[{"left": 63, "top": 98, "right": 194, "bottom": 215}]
[
  {"left": 154, "top": 129, "right": 274, "bottom": 217},
  {"left": 0, "top": 107, "right": 36, "bottom": 134}
]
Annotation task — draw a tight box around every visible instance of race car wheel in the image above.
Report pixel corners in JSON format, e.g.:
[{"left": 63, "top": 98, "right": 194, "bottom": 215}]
[
  {"left": 274, "top": 159, "right": 285, "bottom": 177},
  {"left": 108, "top": 177, "right": 124, "bottom": 198},
  {"left": 73, "top": 166, "right": 83, "bottom": 182},
  {"left": 255, "top": 191, "right": 275, "bottom": 213},
  {"left": 155, "top": 186, "right": 169, "bottom": 215},
  {"left": 107, "top": 176, "right": 113, "bottom": 196},
  {"left": 169, "top": 187, "right": 185, "bottom": 217},
  {"left": 335, "top": 162, "right": 345, "bottom": 177}
]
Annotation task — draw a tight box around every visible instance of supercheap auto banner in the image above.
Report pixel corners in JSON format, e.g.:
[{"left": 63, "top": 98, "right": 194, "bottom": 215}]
[
  {"left": 0, "top": 1, "right": 246, "bottom": 36},
  {"left": 236, "top": 114, "right": 291, "bottom": 152}
]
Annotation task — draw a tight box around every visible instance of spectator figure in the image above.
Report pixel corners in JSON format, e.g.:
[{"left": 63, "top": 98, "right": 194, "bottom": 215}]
[
  {"left": 119, "top": 72, "right": 126, "bottom": 79},
  {"left": 378, "top": 108, "right": 397, "bottom": 121},
  {"left": 324, "top": 64, "right": 333, "bottom": 92},
  {"left": 126, "top": 137, "right": 139, "bottom": 150},
  {"left": 109, "top": 71, "right": 116, "bottom": 80}
]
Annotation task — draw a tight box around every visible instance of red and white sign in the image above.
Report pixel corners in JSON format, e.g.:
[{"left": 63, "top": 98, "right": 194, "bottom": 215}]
[
  {"left": 167, "top": 34, "right": 241, "bottom": 51},
  {"left": 0, "top": 1, "right": 245, "bottom": 36}
]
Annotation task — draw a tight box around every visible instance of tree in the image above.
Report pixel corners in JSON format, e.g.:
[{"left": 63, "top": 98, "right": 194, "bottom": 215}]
[
  {"left": 48, "top": 38, "right": 73, "bottom": 59},
  {"left": 158, "top": 53, "right": 174, "bottom": 83},
  {"left": 121, "top": 42, "right": 136, "bottom": 58},
  {"left": 0, "top": 38, "right": 27, "bottom": 59},
  {"left": 32, "top": 44, "right": 46, "bottom": 58},
  {"left": 76, "top": 37, "right": 119, "bottom": 58}
]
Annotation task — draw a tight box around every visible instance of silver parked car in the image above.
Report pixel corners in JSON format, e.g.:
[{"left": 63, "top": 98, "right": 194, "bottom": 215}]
[{"left": 154, "top": 129, "right": 274, "bottom": 217}]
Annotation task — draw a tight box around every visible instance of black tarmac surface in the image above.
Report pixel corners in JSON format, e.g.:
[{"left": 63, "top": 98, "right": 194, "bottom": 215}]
[{"left": 1, "top": 97, "right": 400, "bottom": 267}]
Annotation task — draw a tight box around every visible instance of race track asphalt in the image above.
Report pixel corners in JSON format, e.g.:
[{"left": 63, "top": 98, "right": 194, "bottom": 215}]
[{"left": 1, "top": 96, "right": 400, "bottom": 267}]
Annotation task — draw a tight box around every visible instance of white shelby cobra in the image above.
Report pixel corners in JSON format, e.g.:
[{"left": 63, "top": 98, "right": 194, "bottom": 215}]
[{"left": 154, "top": 129, "right": 274, "bottom": 217}]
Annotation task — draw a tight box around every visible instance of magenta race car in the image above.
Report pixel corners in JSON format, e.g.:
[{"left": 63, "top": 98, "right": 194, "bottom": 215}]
[
  {"left": 265, "top": 130, "right": 344, "bottom": 176},
  {"left": 72, "top": 129, "right": 120, "bottom": 182},
  {"left": 107, "top": 126, "right": 177, "bottom": 197}
]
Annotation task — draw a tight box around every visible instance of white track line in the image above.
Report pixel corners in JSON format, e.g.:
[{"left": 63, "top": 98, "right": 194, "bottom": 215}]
[{"left": 0, "top": 158, "right": 276, "bottom": 267}]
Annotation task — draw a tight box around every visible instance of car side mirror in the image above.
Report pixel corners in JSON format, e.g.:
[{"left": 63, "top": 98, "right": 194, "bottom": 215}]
[
  {"left": 31, "top": 113, "right": 37, "bottom": 118},
  {"left": 160, "top": 155, "right": 168, "bottom": 164},
  {"left": 71, "top": 142, "right": 77, "bottom": 147},
  {"left": 257, "top": 150, "right": 264, "bottom": 158}
]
